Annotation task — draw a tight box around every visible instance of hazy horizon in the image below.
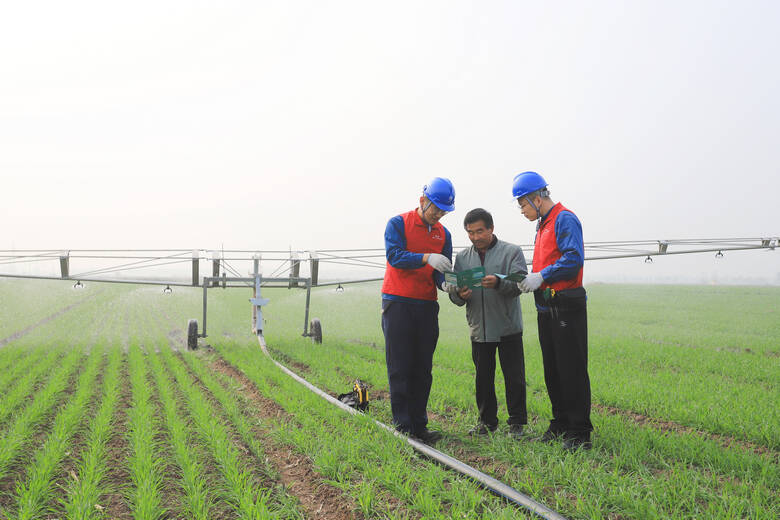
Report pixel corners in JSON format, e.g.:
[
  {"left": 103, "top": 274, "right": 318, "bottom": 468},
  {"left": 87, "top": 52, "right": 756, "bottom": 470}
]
[{"left": 2, "top": 1, "right": 778, "bottom": 285}]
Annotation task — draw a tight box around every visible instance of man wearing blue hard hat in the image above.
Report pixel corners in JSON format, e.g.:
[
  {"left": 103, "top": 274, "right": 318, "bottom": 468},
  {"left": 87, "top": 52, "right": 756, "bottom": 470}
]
[
  {"left": 381, "top": 177, "right": 455, "bottom": 444},
  {"left": 513, "top": 171, "right": 593, "bottom": 450}
]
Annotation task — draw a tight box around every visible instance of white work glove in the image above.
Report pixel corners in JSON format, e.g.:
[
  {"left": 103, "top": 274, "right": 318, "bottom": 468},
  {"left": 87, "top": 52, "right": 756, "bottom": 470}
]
[
  {"left": 426, "top": 253, "right": 452, "bottom": 273},
  {"left": 441, "top": 281, "right": 458, "bottom": 294},
  {"left": 518, "top": 272, "right": 544, "bottom": 293}
]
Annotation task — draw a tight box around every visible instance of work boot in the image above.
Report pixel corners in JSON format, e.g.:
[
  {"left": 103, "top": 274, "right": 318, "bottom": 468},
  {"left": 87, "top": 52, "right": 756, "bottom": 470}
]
[
  {"left": 468, "top": 422, "right": 497, "bottom": 436},
  {"left": 536, "top": 428, "right": 563, "bottom": 443},
  {"left": 508, "top": 423, "right": 524, "bottom": 440},
  {"left": 562, "top": 437, "right": 592, "bottom": 451},
  {"left": 413, "top": 428, "right": 443, "bottom": 444}
]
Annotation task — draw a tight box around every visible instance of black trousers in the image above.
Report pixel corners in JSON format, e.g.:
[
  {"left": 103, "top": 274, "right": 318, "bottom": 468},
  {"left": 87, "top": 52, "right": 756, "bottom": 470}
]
[
  {"left": 537, "top": 294, "right": 593, "bottom": 439},
  {"left": 471, "top": 332, "right": 527, "bottom": 427},
  {"left": 381, "top": 299, "right": 439, "bottom": 435}
]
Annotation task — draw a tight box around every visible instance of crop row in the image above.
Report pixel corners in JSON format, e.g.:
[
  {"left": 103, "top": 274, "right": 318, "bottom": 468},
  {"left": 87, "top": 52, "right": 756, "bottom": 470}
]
[
  {"left": 0, "top": 280, "right": 776, "bottom": 519},
  {"left": 63, "top": 343, "right": 123, "bottom": 519},
  {"left": 259, "top": 332, "right": 777, "bottom": 519},
  {"left": 240, "top": 283, "right": 780, "bottom": 448},
  {"left": 194, "top": 282, "right": 779, "bottom": 519}
]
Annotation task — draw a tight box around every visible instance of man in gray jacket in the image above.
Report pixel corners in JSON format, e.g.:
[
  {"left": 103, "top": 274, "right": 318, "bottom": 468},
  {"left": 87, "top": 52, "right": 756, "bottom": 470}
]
[{"left": 448, "top": 208, "right": 528, "bottom": 438}]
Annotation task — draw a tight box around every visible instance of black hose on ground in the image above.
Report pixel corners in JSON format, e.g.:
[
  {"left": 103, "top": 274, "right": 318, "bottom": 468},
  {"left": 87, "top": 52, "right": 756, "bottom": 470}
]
[{"left": 256, "top": 334, "right": 568, "bottom": 520}]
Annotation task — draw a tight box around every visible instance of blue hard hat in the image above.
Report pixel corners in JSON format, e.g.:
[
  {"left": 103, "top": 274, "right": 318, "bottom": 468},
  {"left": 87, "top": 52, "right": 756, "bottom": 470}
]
[
  {"left": 423, "top": 177, "right": 455, "bottom": 212},
  {"left": 512, "top": 171, "right": 548, "bottom": 199}
]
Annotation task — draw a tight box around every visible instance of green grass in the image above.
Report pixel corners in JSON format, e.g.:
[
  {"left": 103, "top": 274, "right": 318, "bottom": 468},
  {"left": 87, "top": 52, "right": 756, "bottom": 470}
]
[
  {"left": 0, "top": 279, "right": 95, "bottom": 338},
  {"left": 126, "top": 343, "right": 167, "bottom": 520},
  {"left": 161, "top": 349, "right": 282, "bottom": 519},
  {"left": 217, "top": 338, "right": 525, "bottom": 519},
  {"left": 147, "top": 346, "right": 215, "bottom": 520},
  {"left": 0, "top": 280, "right": 776, "bottom": 519},
  {"left": 62, "top": 343, "right": 123, "bottom": 520},
  {"left": 0, "top": 347, "right": 63, "bottom": 429},
  {"left": 0, "top": 347, "right": 85, "bottom": 482},
  {"left": 12, "top": 344, "right": 105, "bottom": 520},
  {"left": 202, "top": 281, "right": 779, "bottom": 519}
]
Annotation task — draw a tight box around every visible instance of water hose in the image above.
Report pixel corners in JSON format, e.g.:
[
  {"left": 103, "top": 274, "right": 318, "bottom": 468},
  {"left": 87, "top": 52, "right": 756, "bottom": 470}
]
[{"left": 256, "top": 334, "right": 567, "bottom": 520}]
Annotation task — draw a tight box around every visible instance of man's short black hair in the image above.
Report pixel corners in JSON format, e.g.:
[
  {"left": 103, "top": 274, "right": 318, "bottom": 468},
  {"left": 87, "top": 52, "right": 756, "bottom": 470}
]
[{"left": 464, "top": 208, "right": 493, "bottom": 229}]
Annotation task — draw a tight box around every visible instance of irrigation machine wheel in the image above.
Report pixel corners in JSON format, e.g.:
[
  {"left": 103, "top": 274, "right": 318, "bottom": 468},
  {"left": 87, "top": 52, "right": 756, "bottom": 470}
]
[
  {"left": 310, "top": 318, "right": 322, "bottom": 344},
  {"left": 187, "top": 319, "right": 198, "bottom": 350}
]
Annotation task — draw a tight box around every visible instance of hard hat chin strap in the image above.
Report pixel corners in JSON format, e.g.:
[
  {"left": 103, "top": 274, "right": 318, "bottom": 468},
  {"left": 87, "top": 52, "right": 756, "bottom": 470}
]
[
  {"left": 524, "top": 195, "right": 542, "bottom": 222},
  {"left": 421, "top": 199, "right": 433, "bottom": 231},
  {"left": 524, "top": 188, "right": 549, "bottom": 226}
]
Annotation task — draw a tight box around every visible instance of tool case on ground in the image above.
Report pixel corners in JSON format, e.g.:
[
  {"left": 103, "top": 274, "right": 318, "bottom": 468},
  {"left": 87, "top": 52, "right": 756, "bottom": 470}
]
[{"left": 338, "top": 379, "right": 369, "bottom": 412}]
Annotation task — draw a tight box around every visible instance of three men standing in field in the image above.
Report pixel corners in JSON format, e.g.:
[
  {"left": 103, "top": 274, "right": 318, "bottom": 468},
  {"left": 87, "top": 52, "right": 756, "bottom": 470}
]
[{"left": 381, "top": 173, "right": 591, "bottom": 451}]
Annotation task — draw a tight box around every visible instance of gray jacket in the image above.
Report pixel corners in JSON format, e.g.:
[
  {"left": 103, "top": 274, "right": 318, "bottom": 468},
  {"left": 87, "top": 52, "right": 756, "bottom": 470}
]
[{"left": 448, "top": 238, "right": 527, "bottom": 343}]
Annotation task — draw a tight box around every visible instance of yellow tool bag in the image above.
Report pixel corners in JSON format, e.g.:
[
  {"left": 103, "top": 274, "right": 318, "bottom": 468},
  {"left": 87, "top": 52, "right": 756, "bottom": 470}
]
[{"left": 338, "top": 379, "right": 369, "bottom": 412}]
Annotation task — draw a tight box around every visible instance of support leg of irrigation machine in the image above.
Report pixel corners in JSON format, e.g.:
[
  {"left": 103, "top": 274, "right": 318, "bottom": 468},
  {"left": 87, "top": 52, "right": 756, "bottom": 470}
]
[
  {"left": 186, "top": 278, "right": 210, "bottom": 350},
  {"left": 188, "top": 274, "right": 271, "bottom": 350},
  {"left": 185, "top": 264, "right": 319, "bottom": 350},
  {"left": 301, "top": 277, "right": 322, "bottom": 344},
  {"left": 250, "top": 272, "right": 270, "bottom": 336}
]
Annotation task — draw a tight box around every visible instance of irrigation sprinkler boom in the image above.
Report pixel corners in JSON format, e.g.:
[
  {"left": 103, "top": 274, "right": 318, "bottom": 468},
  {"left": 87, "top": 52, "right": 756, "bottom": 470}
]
[{"left": 0, "top": 237, "right": 777, "bottom": 348}]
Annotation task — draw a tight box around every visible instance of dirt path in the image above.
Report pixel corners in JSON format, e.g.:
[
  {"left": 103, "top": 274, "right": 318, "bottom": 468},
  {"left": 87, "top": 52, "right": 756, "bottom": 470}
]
[
  {"left": 207, "top": 356, "right": 374, "bottom": 520},
  {"left": 102, "top": 355, "right": 133, "bottom": 519},
  {"left": 592, "top": 403, "right": 778, "bottom": 458}
]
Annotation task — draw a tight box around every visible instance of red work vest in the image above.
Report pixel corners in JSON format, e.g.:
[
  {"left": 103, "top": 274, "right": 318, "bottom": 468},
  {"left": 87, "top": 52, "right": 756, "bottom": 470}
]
[
  {"left": 532, "top": 203, "right": 583, "bottom": 292},
  {"left": 382, "top": 209, "right": 447, "bottom": 301}
]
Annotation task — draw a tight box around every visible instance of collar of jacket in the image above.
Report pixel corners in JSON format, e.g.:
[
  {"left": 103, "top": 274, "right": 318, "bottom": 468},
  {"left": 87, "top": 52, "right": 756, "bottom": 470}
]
[
  {"left": 536, "top": 202, "right": 561, "bottom": 231},
  {"left": 540, "top": 203, "right": 561, "bottom": 224},
  {"left": 474, "top": 234, "right": 499, "bottom": 254}
]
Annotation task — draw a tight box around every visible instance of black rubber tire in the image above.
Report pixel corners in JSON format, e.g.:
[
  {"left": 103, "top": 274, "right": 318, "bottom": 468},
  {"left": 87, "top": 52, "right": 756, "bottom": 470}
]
[
  {"left": 187, "top": 319, "right": 198, "bottom": 350},
  {"left": 310, "top": 318, "right": 322, "bottom": 344}
]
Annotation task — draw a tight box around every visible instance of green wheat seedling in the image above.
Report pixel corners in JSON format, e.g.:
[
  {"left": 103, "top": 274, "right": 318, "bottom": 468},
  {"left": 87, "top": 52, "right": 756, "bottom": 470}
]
[
  {"left": 12, "top": 345, "right": 106, "bottom": 520},
  {"left": 248, "top": 285, "right": 780, "bottom": 514},
  {"left": 0, "top": 344, "right": 60, "bottom": 392},
  {"left": 127, "top": 344, "right": 167, "bottom": 520},
  {"left": 262, "top": 328, "right": 779, "bottom": 518},
  {"left": 0, "top": 279, "right": 95, "bottom": 338},
  {"left": 62, "top": 344, "right": 123, "bottom": 520},
  {"left": 172, "top": 349, "right": 304, "bottom": 518},
  {"left": 217, "top": 344, "right": 521, "bottom": 520},
  {"left": 174, "top": 350, "right": 277, "bottom": 477},
  {"left": 137, "top": 289, "right": 304, "bottom": 519},
  {"left": 1, "top": 279, "right": 776, "bottom": 519},
  {"left": 0, "top": 346, "right": 65, "bottom": 429},
  {"left": 228, "top": 331, "right": 780, "bottom": 520},
  {"left": 146, "top": 348, "right": 215, "bottom": 520},
  {"left": 0, "top": 344, "right": 30, "bottom": 386},
  {"left": 7, "top": 284, "right": 127, "bottom": 350},
  {"left": 593, "top": 343, "right": 779, "bottom": 448},
  {"left": 0, "top": 347, "right": 84, "bottom": 481},
  {"left": 160, "top": 351, "right": 280, "bottom": 520}
]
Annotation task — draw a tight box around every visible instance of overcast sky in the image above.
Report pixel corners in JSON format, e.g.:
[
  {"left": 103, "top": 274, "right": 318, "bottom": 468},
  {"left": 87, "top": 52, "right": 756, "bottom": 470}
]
[{"left": 1, "top": 1, "right": 778, "bottom": 283}]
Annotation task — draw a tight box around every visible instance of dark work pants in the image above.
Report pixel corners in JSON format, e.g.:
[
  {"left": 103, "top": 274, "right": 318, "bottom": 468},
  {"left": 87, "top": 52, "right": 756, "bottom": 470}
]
[
  {"left": 381, "top": 299, "right": 439, "bottom": 435},
  {"left": 471, "top": 332, "right": 527, "bottom": 427},
  {"left": 537, "top": 299, "right": 593, "bottom": 439}
]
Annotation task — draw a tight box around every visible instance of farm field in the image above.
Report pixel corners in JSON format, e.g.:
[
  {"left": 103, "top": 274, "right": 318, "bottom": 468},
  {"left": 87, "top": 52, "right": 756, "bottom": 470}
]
[{"left": 0, "top": 279, "right": 777, "bottom": 519}]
